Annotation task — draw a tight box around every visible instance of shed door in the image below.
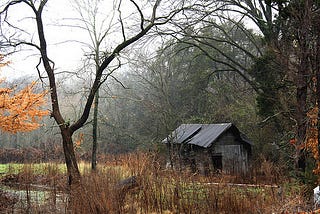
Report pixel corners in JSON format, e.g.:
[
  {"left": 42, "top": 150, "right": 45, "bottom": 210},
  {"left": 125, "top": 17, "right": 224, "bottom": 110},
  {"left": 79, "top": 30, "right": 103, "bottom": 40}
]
[{"left": 212, "top": 154, "right": 222, "bottom": 171}]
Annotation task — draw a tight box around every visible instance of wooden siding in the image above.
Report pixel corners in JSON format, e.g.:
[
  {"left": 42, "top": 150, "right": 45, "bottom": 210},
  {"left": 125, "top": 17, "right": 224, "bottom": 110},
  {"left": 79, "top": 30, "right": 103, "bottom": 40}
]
[
  {"left": 212, "top": 130, "right": 249, "bottom": 174},
  {"left": 214, "top": 145, "right": 249, "bottom": 174}
]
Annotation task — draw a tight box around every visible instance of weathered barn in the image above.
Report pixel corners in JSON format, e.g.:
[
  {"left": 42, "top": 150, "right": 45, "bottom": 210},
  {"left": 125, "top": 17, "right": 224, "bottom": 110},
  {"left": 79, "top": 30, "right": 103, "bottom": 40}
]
[{"left": 162, "top": 123, "right": 252, "bottom": 174}]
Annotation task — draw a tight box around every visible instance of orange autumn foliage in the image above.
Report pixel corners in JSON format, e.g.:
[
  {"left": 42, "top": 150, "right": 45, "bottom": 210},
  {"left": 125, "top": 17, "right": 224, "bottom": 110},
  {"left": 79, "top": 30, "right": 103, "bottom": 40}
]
[
  {"left": 0, "top": 55, "right": 49, "bottom": 133},
  {"left": 74, "top": 133, "right": 83, "bottom": 149},
  {"left": 305, "top": 105, "right": 320, "bottom": 174},
  {"left": 0, "top": 55, "right": 10, "bottom": 68}
]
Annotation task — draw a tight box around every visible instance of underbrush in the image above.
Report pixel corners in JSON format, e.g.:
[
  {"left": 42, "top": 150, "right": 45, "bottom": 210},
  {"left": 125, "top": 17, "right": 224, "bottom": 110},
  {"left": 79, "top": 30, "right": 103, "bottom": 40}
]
[{"left": 0, "top": 152, "right": 314, "bottom": 213}]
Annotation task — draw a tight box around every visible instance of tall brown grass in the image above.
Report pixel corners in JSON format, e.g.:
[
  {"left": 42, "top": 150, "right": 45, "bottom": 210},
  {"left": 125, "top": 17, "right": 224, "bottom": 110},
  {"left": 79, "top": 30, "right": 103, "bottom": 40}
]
[{"left": 0, "top": 152, "right": 313, "bottom": 213}]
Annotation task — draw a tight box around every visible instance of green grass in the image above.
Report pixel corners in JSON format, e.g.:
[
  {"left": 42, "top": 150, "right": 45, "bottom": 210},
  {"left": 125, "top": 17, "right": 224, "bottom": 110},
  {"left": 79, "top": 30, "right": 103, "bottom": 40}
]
[
  {"left": 0, "top": 163, "right": 24, "bottom": 175},
  {"left": 0, "top": 161, "right": 122, "bottom": 177},
  {"left": 0, "top": 163, "right": 66, "bottom": 176}
]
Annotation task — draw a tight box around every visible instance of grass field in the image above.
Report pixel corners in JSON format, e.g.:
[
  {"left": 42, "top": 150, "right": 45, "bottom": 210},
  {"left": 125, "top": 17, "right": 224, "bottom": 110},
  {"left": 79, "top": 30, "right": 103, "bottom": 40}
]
[
  {"left": 0, "top": 162, "right": 106, "bottom": 176},
  {"left": 0, "top": 152, "right": 314, "bottom": 213}
]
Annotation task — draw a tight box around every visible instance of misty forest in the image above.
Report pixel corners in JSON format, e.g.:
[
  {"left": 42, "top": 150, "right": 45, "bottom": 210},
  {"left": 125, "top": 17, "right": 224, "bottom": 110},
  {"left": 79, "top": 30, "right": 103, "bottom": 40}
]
[{"left": 0, "top": 0, "right": 320, "bottom": 213}]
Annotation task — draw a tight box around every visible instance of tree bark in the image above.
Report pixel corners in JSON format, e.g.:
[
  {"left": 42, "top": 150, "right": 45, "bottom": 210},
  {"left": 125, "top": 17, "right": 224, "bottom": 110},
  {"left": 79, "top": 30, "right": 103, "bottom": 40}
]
[
  {"left": 316, "top": 24, "right": 320, "bottom": 159},
  {"left": 295, "top": 42, "right": 308, "bottom": 172},
  {"left": 92, "top": 89, "right": 99, "bottom": 171},
  {"left": 60, "top": 126, "right": 81, "bottom": 185},
  {"left": 295, "top": 0, "right": 312, "bottom": 173},
  {"left": 296, "top": 81, "right": 307, "bottom": 171}
]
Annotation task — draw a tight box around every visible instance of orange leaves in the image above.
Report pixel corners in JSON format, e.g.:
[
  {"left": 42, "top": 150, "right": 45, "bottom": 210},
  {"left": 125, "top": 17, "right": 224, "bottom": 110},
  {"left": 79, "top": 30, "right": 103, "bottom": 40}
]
[
  {"left": 74, "top": 133, "right": 84, "bottom": 150},
  {"left": 0, "top": 55, "right": 49, "bottom": 133},
  {"left": 304, "top": 105, "right": 320, "bottom": 174},
  {"left": 0, "top": 82, "right": 49, "bottom": 133},
  {"left": 0, "top": 54, "right": 10, "bottom": 68},
  {"left": 290, "top": 138, "right": 297, "bottom": 145}
]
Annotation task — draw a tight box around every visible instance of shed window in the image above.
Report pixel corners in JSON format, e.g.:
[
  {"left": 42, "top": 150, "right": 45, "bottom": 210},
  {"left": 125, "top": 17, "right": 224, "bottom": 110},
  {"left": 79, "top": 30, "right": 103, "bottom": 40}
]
[{"left": 212, "top": 154, "right": 222, "bottom": 171}]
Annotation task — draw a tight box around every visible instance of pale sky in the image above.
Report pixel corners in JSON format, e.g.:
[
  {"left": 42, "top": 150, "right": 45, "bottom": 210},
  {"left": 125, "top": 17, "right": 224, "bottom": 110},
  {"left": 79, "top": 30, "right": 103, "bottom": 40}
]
[
  {"left": 1, "top": 0, "right": 117, "bottom": 80},
  {"left": 1, "top": 0, "right": 262, "bottom": 81}
]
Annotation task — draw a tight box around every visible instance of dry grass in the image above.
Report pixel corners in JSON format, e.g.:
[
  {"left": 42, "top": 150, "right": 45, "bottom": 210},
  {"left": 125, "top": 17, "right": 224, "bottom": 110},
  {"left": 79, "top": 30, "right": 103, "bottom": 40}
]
[{"left": 0, "top": 152, "right": 314, "bottom": 213}]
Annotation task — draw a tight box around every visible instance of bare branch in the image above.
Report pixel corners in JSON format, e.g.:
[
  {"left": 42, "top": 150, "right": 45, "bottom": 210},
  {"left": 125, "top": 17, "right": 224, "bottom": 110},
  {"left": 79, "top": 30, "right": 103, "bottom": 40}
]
[
  {"left": 117, "top": 0, "right": 126, "bottom": 42},
  {"left": 129, "top": 0, "right": 145, "bottom": 31},
  {"left": 70, "top": 0, "right": 166, "bottom": 132},
  {"left": 0, "top": 0, "right": 25, "bottom": 14},
  {"left": 110, "top": 75, "right": 128, "bottom": 89},
  {"left": 36, "top": 57, "right": 45, "bottom": 81}
]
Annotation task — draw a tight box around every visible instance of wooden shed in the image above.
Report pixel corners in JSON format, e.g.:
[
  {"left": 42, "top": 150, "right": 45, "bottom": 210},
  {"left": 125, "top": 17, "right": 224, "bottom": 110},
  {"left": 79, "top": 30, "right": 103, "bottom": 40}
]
[{"left": 162, "top": 123, "right": 252, "bottom": 174}]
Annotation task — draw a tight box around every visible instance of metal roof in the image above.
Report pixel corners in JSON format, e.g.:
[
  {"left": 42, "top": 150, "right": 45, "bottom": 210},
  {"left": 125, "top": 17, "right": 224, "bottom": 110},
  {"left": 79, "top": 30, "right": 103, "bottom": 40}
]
[
  {"left": 163, "top": 123, "right": 251, "bottom": 148},
  {"left": 162, "top": 124, "right": 202, "bottom": 144},
  {"left": 189, "top": 123, "right": 233, "bottom": 147}
]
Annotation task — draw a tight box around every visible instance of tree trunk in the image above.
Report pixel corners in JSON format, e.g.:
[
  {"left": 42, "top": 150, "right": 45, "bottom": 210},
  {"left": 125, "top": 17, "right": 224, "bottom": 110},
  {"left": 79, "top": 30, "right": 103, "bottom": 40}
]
[
  {"left": 317, "top": 70, "right": 320, "bottom": 158},
  {"left": 316, "top": 30, "right": 320, "bottom": 159},
  {"left": 92, "top": 89, "right": 99, "bottom": 171},
  {"left": 295, "top": 50, "right": 308, "bottom": 172},
  {"left": 60, "top": 127, "right": 81, "bottom": 185}
]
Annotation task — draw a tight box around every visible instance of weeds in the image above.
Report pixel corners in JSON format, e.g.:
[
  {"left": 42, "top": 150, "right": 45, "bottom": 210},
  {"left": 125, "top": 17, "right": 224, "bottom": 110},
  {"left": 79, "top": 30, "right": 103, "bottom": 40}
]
[{"left": 0, "top": 152, "right": 314, "bottom": 213}]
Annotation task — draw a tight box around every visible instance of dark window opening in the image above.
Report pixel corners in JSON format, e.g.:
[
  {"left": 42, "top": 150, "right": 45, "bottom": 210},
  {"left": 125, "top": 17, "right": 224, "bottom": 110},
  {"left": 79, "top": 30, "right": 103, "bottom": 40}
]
[{"left": 212, "top": 154, "right": 222, "bottom": 171}]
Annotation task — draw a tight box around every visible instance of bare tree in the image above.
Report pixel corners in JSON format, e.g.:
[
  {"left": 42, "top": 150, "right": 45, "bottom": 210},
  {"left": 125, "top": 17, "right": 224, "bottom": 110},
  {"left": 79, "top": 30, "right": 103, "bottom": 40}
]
[
  {"left": 0, "top": 0, "right": 193, "bottom": 186},
  {"left": 70, "top": 0, "right": 113, "bottom": 171}
]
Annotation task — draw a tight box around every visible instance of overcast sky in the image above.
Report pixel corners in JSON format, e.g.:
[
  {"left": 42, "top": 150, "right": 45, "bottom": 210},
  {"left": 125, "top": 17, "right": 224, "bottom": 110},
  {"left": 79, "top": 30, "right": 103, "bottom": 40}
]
[
  {"left": 1, "top": 0, "right": 116, "bottom": 80},
  {"left": 1, "top": 0, "right": 261, "bottom": 81}
]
